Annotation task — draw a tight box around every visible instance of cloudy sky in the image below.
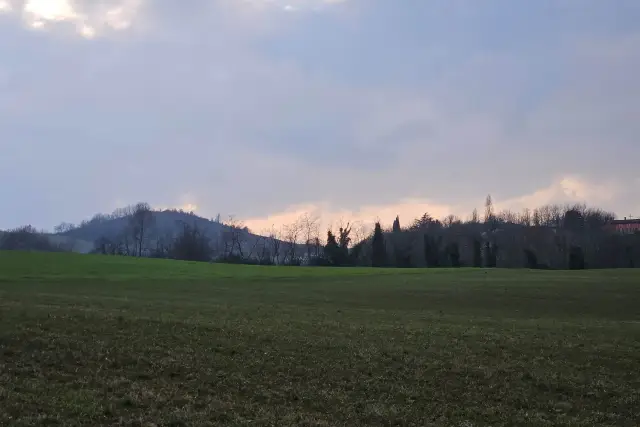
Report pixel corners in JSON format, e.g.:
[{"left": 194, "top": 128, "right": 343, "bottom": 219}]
[{"left": 1, "top": 0, "right": 639, "bottom": 232}]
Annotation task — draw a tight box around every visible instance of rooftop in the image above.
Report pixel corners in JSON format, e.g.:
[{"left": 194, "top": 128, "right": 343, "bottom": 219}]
[{"left": 610, "top": 218, "right": 640, "bottom": 224}]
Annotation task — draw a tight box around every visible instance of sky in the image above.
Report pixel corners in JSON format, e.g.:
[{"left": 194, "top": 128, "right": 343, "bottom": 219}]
[{"left": 0, "top": 0, "right": 639, "bottom": 233}]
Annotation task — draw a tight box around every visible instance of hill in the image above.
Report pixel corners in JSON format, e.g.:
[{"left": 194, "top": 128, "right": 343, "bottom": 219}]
[
  {"left": 61, "top": 210, "right": 233, "bottom": 242},
  {"left": 57, "top": 209, "right": 286, "bottom": 258}
]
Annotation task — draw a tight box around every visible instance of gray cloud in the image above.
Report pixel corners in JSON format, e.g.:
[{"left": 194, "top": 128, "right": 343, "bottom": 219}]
[{"left": 0, "top": 1, "right": 639, "bottom": 230}]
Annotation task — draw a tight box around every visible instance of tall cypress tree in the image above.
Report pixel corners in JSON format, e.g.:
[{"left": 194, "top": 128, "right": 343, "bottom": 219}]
[
  {"left": 372, "top": 222, "right": 387, "bottom": 267},
  {"left": 392, "top": 216, "right": 401, "bottom": 233}
]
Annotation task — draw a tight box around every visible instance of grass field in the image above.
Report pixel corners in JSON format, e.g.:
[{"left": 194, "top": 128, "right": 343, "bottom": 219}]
[{"left": 0, "top": 251, "right": 639, "bottom": 426}]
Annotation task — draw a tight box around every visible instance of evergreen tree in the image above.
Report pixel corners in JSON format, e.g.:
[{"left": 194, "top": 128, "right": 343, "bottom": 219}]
[
  {"left": 423, "top": 234, "right": 441, "bottom": 267},
  {"left": 563, "top": 208, "right": 585, "bottom": 232},
  {"left": 392, "top": 216, "right": 401, "bottom": 233},
  {"left": 324, "top": 227, "right": 351, "bottom": 266},
  {"left": 338, "top": 225, "right": 351, "bottom": 250},
  {"left": 371, "top": 222, "right": 387, "bottom": 267},
  {"left": 337, "top": 225, "right": 351, "bottom": 265},
  {"left": 324, "top": 230, "right": 340, "bottom": 265},
  {"left": 410, "top": 213, "right": 435, "bottom": 230}
]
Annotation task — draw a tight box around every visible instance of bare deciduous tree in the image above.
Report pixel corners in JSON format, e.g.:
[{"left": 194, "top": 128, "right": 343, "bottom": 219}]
[
  {"left": 549, "top": 204, "right": 563, "bottom": 228},
  {"left": 484, "top": 194, "right": 494, "bottom": 228},
  {"left": 222, "top": 215, "right": 248, "bottom": 259},
  {"left": 442, "top": 214, "right": 461, "bottom": 228},
  {"left": 0, "top": 225, "right": 60, "bottom": 252},
  {"left": 170, "top": 222, "right": 212, "bottom": 262},
  {"left": 584, "top": 207, "right": 615, "bottom": 229},
  {"left": 532, "top": 208, "right": 542, "bottom": 226},
  {"left": 469, "top": 208, "right": 480, "bottom": 224},
  {"left": 264, "top": 225, "right": 282, "bottom": 264},
  {"left": 128, "top": 202, "right": 155, "bottom": 257},
  {"left": 350, "top": 221, "right": 371, "bottom": 247},
  {"left": 245, "top": 234, "right": 268, "bottom": 262},
  {"left": 283, "top": 218, "right": 302, "bottom": 264},
  {"left": 519, "top": 208, "right": 532, "bottom": 226},
  {"left": 300, "top": 213, "right": 320, "bottom": 259},
  {"left": 255, "top": 234, "right": 271, "bottom": 263},
  {"left": 497, "top": 210, "right": 518, "bottom": 225},
  {"left": 53, "top": 222, "right": 77, "bottom": 234}
]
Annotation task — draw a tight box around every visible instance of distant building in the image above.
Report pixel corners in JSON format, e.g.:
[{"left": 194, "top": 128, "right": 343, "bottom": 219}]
[{"left": 605, "top": 218, "right": 640, "bottom": 234}]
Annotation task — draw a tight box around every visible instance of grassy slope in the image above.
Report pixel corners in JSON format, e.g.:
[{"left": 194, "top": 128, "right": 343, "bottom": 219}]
[{"left": 0, "top": 251, "right": 639, "bottom": 426}]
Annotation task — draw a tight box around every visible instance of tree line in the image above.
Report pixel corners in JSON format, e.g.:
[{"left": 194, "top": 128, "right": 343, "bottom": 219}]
[{"left": 2, "top": 197, "right": 637, "bottom": 269}]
